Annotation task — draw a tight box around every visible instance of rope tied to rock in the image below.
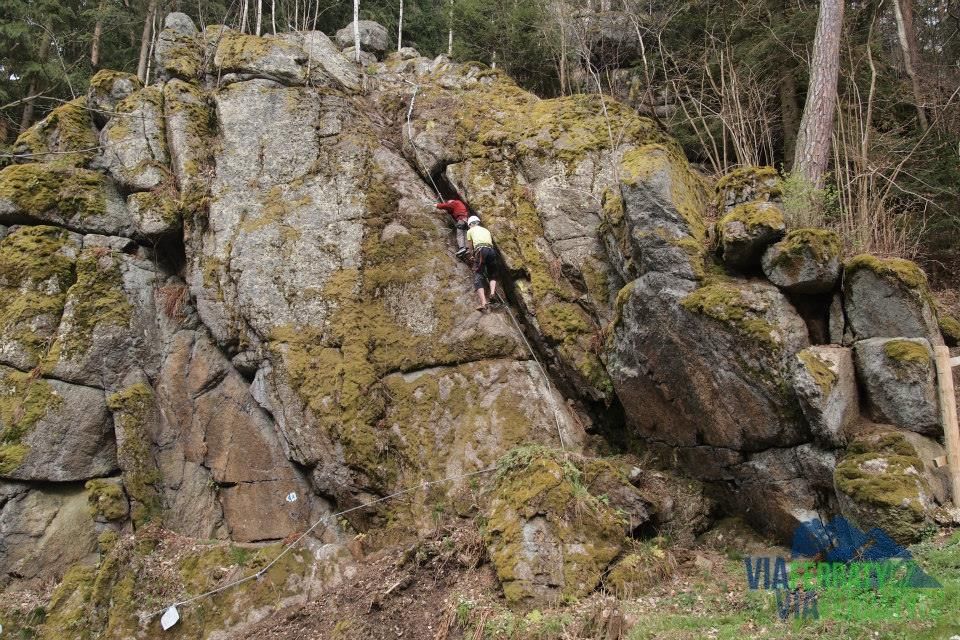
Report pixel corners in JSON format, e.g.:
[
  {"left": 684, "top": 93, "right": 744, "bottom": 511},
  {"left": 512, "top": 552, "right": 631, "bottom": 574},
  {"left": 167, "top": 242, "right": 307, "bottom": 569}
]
[{"left": 147, "top": 465, "right": 499, "bottom": 627}]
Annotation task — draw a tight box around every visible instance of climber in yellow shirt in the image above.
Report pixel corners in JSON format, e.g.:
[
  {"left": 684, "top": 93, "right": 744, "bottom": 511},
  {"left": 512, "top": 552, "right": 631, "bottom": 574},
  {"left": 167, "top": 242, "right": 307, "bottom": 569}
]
[{"left": 466, "top": 216, "right": 500, "bottom": 311}]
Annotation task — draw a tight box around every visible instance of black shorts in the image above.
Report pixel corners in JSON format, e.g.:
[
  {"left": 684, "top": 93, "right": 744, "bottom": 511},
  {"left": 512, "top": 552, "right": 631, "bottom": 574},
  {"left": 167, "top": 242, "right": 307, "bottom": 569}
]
[{"left": 473, "top": 246, "right": 499, "bottom": 289}]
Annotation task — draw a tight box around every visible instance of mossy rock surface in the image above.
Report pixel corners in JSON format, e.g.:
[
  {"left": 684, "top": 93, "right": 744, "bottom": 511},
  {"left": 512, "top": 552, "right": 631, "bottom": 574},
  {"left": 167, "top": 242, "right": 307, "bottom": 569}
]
[
  {"left": 715, "top": 166, "right": 781, "bottom": 211},
  {"left": 718, "top": 201, "right": 786, "bottom": 268},
  {"left": 761, "top": 228, "right": 841, "bottom": 294},
  {"left": 0, "top": 163, "right": 106, "bottom": 220},
  {"left": 834, "top": 431, "right": 936, "bottom": 544},
  {"left": 853, "top": 337, "right": 938, "bottom": 436},
  {"left": 0, "top": 225, "right": 79, "bottom": 368},
  {"left": 483, "top": 447, "right": 630, "bottom": 604},
  {"left": 13, "top": 98, "right": 98, "bottom": 167}
]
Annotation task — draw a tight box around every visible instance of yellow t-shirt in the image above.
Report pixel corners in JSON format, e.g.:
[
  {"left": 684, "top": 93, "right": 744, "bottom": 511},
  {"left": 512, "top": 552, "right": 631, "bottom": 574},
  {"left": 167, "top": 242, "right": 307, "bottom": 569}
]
[{"left": 467, "top": 226, "right": 493, "bottom": 247}]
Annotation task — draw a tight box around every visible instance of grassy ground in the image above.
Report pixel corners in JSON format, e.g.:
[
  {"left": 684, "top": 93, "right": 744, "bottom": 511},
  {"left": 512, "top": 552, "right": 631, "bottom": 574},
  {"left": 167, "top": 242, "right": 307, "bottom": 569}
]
[{"left": 453, "top": 526, "right": 960, "bottom": 640}]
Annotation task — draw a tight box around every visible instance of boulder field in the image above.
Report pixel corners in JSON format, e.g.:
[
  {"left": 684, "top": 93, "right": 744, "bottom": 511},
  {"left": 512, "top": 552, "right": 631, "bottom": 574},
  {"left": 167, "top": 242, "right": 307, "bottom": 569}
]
[{"left": 0, "top": 13, "right": 958, "bottom": 637}]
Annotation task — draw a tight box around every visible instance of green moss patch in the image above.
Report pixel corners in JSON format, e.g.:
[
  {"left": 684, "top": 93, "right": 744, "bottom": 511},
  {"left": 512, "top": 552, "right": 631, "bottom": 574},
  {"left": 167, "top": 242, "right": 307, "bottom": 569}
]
[
  {"left": 797, "top": 349, "right": 837, "bottom": 395},
  {"left": 0, "top": 370, "right": 61, "bottom": 474},
  {"left": 715, "top": 166, "right": 781, "bottom": 208},
  {"left": 719, "top": 201, "right": 785, "bottom": 232},
  {"left": 14, "top": 98, "right": 98, "bottom": 167},
  {"left": 845, "top": 254, "right": 928, "bottom": 291},
  {"left": 106, "top": 384, "right": 161, "bottom": 525},
  {"left": 85, "top": 479, "right": 128, "bottom": 521},
  {"left": 89, "top": 69, "right": 141, "bottom": 95},
  {"left": 882, "top": 339, "right": 931, "bottom": 369},
  {"left": 680, "top": 281, "right": 777, "bottom": 347},
  {"left": 937, "top": 313, "right": 960, "bottom": 346},
  {"left": 0, "top": 163, "right": 107, "bottom": 220}
]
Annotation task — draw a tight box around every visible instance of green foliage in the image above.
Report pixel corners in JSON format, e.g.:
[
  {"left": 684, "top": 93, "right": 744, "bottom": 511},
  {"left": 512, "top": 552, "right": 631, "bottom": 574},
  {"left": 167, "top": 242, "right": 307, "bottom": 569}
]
[{"left": 780, "top": 172, "right": 840, "bottom": 229}]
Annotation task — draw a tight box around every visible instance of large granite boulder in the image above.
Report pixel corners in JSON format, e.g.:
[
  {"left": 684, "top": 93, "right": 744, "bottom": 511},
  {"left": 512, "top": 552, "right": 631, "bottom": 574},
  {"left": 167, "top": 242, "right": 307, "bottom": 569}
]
[
  {"left": 335, "top": 20, "right": 389, "bottom": 55},
  {"left": 853, "top": 337, "right": 939, "bottom": 435},
  {"left": 762, "top": 228, "right": 842, "bottom": 294},
  {"left": 844, "top": 255, "right": 942, "bottom": 343}
]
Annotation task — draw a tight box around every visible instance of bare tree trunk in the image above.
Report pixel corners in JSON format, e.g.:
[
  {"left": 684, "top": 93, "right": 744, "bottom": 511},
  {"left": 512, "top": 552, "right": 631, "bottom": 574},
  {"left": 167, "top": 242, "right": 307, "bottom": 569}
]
[
  {"left": 892, "top": 0, "right": 929, "bottom": 130},
  {"left": 91, "top": 0, "right": 106, "bottom": 67},
  {"left": 793, "top": 0, "right": 844, "bottom": 188},
  {"left": 137, "top": 0, "right": 158, "bottom": 81},
  {"left": 397, "top": 0, "right": 403, "bottom": 51},
  {"left": 353, "top": 0, "right": 360, "bottom": 62},
  {"left": 256, "top": 0, "right": 263, "bottom": 36},
  {"left": 447, "top": 0, "right": 454, "bottom": 56},
  {"left": 779, "top": 69, "right": 799, "bottom": 170},
  {"left": 241, "top": 0, "right": 249, "bottom": 34},
  {"left": 271, "top": 0, "right": 276, "bottom": 35},
  {"left": 19, "top": 19, "right": 54, "bottom": 132}
]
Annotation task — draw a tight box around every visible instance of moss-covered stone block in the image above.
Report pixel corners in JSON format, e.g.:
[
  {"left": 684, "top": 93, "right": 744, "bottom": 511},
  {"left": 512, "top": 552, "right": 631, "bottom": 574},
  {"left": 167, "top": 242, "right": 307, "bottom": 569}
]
[
  {"left": 483, "top": 447, "right": 628, "bottom": 604},
  {"left": 0, "top": 225, "right": 79, "bottom": 368},
  {"left": 85, "top": 478, "right": 129, "bottom": 522},
  {"left": 834, "top": 431, "right": 938, "bottom": 544},
  {"left": 762, "top": 228, "right": 841, "bottom": 294},
  {"left": 717, "top": 201, "right": 786, "bottom": 268},
  {"left": 0, "top": 164, "right": 105, "bottom": 218},
  {"left": 13, "top": 98, "right": 98, "bottom": 167},
  {"left": 844, "top": 254, "right": 941, "bottom": 343},
  {"left": 715, "top": 165, "right": 781, "bottom": 212}
]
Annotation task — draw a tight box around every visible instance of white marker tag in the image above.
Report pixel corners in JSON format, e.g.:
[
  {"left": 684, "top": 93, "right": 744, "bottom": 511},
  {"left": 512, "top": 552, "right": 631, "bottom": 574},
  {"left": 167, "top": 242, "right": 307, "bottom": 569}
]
[
  {"left": 161, "top": 606, "right": 180, "bottom": 631},
  {"left": 286, "top": 491, "right": 298, "bottom": 503}
]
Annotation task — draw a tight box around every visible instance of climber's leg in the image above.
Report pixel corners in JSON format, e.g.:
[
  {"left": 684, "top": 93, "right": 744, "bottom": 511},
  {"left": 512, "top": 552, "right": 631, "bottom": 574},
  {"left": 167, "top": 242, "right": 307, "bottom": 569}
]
[
  {"left": 455, "top": 223, "right": 468, "bottom": 258},
  {"left": 474, "top": 270, "right": 488, "bottom": 310}
]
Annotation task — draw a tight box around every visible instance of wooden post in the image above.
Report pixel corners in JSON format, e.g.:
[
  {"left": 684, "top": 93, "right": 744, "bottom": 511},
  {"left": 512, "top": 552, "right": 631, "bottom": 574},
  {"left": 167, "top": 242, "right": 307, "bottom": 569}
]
[{"left": 933, "top": 345, "right": 960, "bottom": 504}]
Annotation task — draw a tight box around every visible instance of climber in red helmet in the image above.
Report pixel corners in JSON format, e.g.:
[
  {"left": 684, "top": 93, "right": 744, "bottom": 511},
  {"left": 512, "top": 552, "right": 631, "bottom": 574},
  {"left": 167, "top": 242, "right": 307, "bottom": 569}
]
[{"left": 435, "top": 198, "right": 470, "bottom": 259}]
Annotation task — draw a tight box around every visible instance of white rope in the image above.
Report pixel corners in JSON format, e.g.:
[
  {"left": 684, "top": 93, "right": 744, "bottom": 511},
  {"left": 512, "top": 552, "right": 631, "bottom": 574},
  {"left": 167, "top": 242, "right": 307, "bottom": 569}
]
[
  {"left": 147, "top": 464, "right": 498, "bottom": 620},
  {"left": 402, "top": 79, "right": 443, "bottom": 201}
]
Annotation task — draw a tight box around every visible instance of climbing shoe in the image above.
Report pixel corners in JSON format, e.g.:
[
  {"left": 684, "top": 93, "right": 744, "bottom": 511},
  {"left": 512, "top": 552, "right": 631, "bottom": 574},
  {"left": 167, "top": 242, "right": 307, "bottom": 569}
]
[{"left": 456, "top": 248, "right": 468, "bottom": 259}]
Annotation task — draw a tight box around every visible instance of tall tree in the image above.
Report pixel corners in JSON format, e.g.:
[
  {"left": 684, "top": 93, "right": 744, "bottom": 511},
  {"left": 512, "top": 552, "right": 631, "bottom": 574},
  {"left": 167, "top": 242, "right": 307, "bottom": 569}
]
[
  {"left": 793, "top": 0, "right": 845, "bottom": 188},
  {"left": 137, "top": 0, "right": 158, "bottom": 81},
  {"left": 892, "top": 0, "right": 928, "bottom": 131}
]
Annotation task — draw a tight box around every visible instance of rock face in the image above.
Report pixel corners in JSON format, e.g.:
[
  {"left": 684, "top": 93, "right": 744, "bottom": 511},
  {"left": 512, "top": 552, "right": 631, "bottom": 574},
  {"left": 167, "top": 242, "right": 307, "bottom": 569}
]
[
  {"left": 844, "top": 255, "right": 942, "bottom": 343},
  {"left": 0, "top": 11, "right": 955, "bottom": 634},
  {"left": 853, "top": 338, "right": 939, "bottom": 435}
]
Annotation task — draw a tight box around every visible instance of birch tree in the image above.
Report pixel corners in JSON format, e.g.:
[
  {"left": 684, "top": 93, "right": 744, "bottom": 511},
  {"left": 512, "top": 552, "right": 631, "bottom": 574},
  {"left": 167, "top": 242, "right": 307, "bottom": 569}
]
[
  {"left": 136, "top": 0, "right": 158, "bottom": 81},
  {"left": 353, "top": 0, "right": 360, "bottom": 62}
]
